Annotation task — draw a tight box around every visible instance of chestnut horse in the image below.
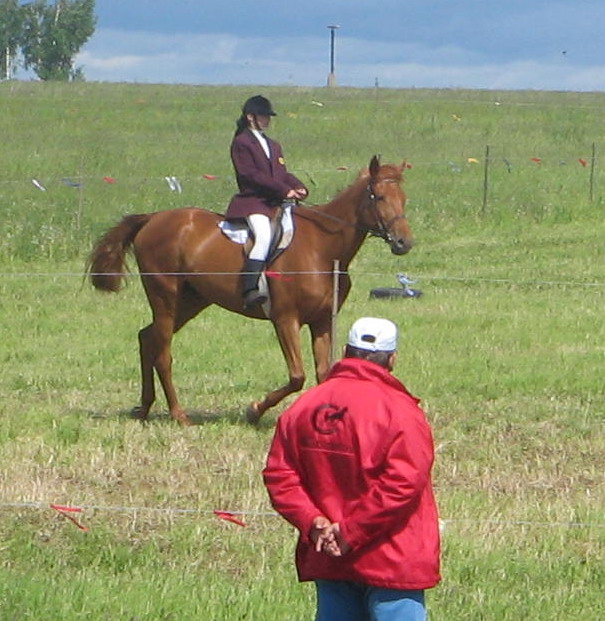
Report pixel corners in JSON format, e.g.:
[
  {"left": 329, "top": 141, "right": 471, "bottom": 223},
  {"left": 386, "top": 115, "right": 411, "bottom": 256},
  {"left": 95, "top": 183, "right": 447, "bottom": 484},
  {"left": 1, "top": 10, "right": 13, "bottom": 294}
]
[{"left": 88, "top": 156, "right": 413, "bottom": 425}]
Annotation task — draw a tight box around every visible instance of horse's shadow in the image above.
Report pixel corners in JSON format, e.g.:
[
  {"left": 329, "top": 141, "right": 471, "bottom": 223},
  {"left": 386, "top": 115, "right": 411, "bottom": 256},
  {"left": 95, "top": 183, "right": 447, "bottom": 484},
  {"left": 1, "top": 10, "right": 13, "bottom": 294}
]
[{"left": 86, "top": 407, "right": 275, "bottom": 428}]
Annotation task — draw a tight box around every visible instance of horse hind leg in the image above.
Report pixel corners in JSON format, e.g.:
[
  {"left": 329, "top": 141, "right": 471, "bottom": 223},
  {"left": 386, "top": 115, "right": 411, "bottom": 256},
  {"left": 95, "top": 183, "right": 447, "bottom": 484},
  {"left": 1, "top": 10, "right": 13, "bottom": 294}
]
[
  {"left": 136, "top": 278, "right": 206, "bottom": 425},
  {"left": 162, "top": 291, "right": 213, "bottom": 424},
  {"left": 135, "top": 314, "right": 191, "bottom": 425},
  {"left": 134, "top": 323, "right": 156, "bottom": 421},
  {"left": 155, "top": 328, "right": 191, "bottom": 426},
  {"left": 149, "top": 284, "right": 213, "bottom": 425}
]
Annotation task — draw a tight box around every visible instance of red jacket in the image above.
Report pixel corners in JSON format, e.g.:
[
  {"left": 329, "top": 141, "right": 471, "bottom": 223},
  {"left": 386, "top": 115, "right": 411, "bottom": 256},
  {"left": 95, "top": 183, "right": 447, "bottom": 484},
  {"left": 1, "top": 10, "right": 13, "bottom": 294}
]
[
  {"left": 263, "top": 358, "right": 441, "bottom": 590},
  {"left": 225, "top": 129, "right": 307, "bottom": 219}
]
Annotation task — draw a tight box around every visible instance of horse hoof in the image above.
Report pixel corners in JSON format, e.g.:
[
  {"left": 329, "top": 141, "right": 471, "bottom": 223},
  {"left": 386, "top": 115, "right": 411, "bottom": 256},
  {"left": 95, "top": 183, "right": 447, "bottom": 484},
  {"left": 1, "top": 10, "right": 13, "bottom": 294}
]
[
  {"left": 246, "top": 402, "right": 262, "bottom": 425},
  {"left": 175, "top": 414, "right": 193, "bottom": 426},
  {"left": 171, "top": 409, "right": 193, "bottom": 426},
  {"left": 131, "top": 406, "right": 149, "bottom": 422}
]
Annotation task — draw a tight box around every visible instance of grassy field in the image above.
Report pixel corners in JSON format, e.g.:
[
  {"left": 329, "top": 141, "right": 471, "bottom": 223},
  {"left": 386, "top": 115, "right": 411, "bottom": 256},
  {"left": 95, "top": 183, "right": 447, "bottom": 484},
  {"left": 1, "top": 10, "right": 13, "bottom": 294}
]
[{"left": 0, "top": 82, "right": 604, "bottom": 620}]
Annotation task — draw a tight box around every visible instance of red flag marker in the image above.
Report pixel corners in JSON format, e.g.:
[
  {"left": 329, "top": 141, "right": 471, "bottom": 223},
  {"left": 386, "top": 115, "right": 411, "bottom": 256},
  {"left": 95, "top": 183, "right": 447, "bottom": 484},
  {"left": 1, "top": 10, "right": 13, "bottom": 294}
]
[
  {"left": 103, "top": 176, "right": 117, "bottom": 184},
  {"left": 531, "top": 157, "right": 542, "bottom": 164},
  {"left": 203, "top": 174, "right": 218, "bottom": 180},
  {"left": 50, "top": 504, "right": 89, "bottom": 531},
  {"left": 578, "top": 158, "right": 588, "bottom": 167},
  {"left": 266, "top": 270, "right": 294, "bottom": 282},
  {"left": 213, "top": 510, "right": 247, "bottom": 527}
]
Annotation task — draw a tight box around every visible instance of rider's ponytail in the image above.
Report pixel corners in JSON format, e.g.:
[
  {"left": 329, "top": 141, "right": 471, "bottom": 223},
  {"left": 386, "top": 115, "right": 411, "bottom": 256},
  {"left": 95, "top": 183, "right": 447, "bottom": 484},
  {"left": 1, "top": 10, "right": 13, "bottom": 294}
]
[{"left": 234, "top": 114, "right": 249, "bottom": 137}]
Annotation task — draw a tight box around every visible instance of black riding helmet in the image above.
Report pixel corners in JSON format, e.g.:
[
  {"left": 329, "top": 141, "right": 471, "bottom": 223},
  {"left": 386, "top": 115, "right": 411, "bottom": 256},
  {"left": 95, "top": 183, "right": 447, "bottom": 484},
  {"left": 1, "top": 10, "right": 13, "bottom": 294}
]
[{"left": 242, "top": 95, "right": 277, "bottom": 117}]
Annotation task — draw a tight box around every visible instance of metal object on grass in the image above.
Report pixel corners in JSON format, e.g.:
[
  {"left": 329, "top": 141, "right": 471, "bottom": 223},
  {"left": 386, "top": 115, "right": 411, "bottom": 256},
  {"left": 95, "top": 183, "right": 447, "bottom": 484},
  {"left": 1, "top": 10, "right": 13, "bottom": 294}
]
[{"left": 369, "top": 273, "right": 423, "bottom": 299}]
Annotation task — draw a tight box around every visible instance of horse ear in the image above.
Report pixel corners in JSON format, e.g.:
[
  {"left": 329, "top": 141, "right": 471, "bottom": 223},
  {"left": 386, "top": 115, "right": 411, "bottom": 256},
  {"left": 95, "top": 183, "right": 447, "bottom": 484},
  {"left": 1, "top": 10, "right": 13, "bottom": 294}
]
[{"left": 369, "top": 155, "right": 380, "bottom": 177}]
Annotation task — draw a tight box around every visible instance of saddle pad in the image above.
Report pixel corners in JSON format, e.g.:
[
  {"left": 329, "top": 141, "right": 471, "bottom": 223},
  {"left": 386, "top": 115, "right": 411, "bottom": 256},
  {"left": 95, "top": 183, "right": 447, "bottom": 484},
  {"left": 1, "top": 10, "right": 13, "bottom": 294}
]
[
  {"left": 218, "top": 204, "right": 294, "bottom": 251},
  {"left": 218, "top": 220, "right": 248, "bottom": 244}
]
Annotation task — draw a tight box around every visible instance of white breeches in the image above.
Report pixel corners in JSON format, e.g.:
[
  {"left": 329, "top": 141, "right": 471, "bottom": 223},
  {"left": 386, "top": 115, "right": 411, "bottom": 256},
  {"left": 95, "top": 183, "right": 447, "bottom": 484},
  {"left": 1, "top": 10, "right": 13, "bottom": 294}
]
[{"left": 247, "top": 213, "right": 272, "bottom": 261}]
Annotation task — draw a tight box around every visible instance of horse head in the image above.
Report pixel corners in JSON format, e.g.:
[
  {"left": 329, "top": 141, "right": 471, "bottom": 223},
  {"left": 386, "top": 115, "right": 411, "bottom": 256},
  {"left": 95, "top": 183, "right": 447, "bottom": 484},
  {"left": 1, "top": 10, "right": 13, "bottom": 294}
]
[{"left": 361, "top": 155, "right": 413, "bottom": 255}]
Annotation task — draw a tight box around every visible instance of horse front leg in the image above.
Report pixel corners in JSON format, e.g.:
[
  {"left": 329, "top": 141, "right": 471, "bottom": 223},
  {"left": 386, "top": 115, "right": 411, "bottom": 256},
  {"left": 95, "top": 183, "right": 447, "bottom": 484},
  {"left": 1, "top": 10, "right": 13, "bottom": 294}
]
[
  {"left": 310, "top": 317, "right": 334, "bottom": 384},
  {"left": 246, "top": 318, "right": 305, "bottom": 424}
]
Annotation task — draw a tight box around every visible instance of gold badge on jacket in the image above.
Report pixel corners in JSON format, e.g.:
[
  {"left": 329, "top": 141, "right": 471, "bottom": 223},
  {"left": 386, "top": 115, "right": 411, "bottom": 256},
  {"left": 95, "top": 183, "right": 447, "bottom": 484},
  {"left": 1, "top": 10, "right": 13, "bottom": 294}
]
[{"left": 278, "top": 157, "right": 286, "bottom": 165}]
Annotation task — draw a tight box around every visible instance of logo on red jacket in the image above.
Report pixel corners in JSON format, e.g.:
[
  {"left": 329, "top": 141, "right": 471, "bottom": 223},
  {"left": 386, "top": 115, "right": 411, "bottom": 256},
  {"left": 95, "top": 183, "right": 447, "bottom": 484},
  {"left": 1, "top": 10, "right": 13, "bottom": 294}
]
[{"left": 312, "top": 403, "right": 347, "bottom": 435}]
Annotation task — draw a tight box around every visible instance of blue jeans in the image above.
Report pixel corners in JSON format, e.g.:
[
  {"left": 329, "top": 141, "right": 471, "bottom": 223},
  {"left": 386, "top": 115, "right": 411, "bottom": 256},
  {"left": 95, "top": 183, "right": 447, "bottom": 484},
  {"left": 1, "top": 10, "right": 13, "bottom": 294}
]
[{"left": 315, "top": 580, "right": 426, "bottom": 621}]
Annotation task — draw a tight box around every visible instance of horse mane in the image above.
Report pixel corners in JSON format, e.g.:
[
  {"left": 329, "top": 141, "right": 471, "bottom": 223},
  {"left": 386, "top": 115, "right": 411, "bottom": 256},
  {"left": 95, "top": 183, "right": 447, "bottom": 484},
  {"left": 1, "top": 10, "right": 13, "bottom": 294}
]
[
  {"left": 331, "top": 163, "right": 404, "bottom": 202},
  {"left": 294, "top": 162, "right": 403, "bottom": 233},
  {"left": 333, "top": 168, "right": 371, "bottom": 200},
  {"left": 294, "top": 169, "right": 369, "bottom": 230}
]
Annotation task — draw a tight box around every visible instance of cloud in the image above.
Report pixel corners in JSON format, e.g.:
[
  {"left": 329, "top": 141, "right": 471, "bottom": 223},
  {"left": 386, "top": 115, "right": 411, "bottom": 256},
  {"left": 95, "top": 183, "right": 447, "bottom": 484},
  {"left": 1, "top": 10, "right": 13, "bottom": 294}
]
[
  {"left": 76, "top": 27, "right": 605, "bottom": 92},
  {"left": 76, "top": 29, "right": 326, "bottom": 85},
  {"left": 342, "top": 60, "right": 605, "bottom": 92},
  {"left": 78, "top": 53, "right": 146, "bottom": 72}
]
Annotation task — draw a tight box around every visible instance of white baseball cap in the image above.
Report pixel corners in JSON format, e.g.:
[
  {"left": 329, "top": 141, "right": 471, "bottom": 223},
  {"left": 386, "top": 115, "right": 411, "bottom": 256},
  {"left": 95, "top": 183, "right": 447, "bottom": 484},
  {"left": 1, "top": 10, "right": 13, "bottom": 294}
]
[{"left": 347, "top": 317, "right": 398, "bottom": 352}]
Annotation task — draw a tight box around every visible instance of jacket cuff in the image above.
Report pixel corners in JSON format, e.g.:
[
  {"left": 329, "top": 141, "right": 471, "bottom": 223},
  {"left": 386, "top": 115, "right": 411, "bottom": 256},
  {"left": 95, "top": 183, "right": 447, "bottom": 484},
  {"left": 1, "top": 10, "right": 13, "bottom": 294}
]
[{"left": 338, "top": 521, "right": 364, "bottom": 551}]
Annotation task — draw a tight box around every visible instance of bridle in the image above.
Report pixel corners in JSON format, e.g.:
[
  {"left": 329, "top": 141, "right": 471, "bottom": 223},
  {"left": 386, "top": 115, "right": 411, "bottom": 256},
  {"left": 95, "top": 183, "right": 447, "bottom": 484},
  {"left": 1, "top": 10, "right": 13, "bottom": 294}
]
[{"left": 361, "top": 179, "right": 407, "bottom": 243}]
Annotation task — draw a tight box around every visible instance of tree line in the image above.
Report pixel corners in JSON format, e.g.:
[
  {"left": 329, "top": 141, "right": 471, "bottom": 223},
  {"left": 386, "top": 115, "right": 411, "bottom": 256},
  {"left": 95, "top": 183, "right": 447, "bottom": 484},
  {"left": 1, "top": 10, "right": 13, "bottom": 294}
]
[{"left": 1, "top": 0, "right": 96, "bottom": 81}]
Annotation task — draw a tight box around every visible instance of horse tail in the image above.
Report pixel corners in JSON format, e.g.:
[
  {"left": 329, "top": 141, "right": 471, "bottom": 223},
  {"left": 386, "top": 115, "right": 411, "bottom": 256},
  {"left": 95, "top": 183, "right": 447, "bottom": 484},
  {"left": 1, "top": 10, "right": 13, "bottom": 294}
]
[{"left": 88, "top": 213, "right": 153, "bottom": 293}]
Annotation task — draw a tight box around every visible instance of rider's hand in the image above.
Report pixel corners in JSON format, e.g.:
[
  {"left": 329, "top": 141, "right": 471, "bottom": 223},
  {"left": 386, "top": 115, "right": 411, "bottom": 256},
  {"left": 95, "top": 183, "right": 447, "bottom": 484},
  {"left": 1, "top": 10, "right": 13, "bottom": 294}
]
[{"left": 286, "top": 188, "right": 307, "bottom": 200}]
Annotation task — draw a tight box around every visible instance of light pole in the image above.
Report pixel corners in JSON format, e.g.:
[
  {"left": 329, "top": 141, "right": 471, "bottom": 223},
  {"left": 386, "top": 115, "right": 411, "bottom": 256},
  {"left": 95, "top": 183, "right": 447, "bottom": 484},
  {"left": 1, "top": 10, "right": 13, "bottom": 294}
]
[{"left": 327, "top": 25, "right": 340, "bottom": 87}]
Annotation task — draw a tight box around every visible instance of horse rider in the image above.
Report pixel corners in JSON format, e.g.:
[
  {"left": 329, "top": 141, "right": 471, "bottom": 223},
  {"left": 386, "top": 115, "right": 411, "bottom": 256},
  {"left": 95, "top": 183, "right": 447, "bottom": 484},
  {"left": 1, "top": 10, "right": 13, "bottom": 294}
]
[{"left": 225, "top": 95, "right": 309, "bottom": 309}]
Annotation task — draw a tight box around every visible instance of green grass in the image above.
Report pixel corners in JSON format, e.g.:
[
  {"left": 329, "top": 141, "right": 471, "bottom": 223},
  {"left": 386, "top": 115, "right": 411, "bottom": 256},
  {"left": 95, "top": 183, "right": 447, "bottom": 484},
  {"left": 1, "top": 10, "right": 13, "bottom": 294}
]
[{"left": 0, "top": 81, "right": 604, "bottom": 620}]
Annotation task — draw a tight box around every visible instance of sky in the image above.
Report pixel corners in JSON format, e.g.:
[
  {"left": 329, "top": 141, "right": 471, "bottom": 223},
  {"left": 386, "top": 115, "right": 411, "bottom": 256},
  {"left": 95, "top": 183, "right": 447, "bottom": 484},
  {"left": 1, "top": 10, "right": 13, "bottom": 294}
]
[{"left": 68, "top": 1, "right": 605, "bottom": 91}]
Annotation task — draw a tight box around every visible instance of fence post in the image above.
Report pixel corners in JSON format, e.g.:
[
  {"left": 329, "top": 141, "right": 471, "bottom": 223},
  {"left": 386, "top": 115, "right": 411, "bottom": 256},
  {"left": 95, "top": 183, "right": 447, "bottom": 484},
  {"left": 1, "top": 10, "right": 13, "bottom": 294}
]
[
  {"left": 589, "top": 142, "right": 596, "bottom": 203},
  {"left": 76, "top": 157, "right": 85, "bottom": 229},
  {"left": 482, "top": 144, "right": 490, "bottom": 214},
  {"left": 330, "top": 259, "right": 340, "bottom": 366}
]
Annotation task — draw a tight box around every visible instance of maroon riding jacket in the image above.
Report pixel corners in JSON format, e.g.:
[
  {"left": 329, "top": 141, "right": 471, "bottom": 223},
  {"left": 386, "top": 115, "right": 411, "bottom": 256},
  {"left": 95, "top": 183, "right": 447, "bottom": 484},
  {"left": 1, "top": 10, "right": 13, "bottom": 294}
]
[
  {"left": 263, "top": 358, "right": 441, "bottom": 591},
  {"left": 224, "top": 129, "right": 307, "bottom": 219}
]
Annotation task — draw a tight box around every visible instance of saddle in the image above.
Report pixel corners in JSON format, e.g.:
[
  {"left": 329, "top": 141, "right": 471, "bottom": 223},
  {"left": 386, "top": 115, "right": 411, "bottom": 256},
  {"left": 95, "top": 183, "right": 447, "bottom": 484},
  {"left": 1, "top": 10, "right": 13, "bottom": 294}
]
[
  {"left": 218, "top": 200, "right": 295, "bottom": 266},
  {"left": 218, "top": 201, "right": 296, "bottom": 316}
]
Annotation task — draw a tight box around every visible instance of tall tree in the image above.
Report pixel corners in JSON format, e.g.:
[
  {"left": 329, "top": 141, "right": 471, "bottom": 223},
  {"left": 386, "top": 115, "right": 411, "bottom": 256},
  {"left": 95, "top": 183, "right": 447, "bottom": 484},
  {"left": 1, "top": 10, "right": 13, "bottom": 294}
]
[
  {"left": 21, "top": 0, "right": 96, "bottom": 81},
  {"left": 0, "top": 0, "right": 25, "bottom": 79}
]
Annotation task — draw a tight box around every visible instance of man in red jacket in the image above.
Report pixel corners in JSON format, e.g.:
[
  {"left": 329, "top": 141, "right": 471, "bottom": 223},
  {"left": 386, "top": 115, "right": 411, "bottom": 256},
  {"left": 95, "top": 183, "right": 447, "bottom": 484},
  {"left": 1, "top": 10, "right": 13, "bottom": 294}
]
[{"left": 263, "top": 317, "right": 441, "bottom": 621}]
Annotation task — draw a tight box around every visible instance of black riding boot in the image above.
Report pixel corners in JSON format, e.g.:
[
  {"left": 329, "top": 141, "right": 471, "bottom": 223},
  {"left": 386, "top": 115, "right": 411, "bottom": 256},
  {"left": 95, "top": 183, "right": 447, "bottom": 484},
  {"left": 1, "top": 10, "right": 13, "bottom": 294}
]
[{"left": 242, "top": 258, "right": 268, "bottom": 309}]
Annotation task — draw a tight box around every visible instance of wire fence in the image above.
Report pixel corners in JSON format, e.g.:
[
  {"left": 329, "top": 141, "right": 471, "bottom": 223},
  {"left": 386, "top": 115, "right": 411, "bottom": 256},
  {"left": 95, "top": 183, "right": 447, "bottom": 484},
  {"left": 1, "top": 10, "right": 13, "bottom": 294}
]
[
  {"left": 0, "top": 270, "right": 603, "bottom": 289},
  {"left": 0, "top": 143, "right": 600, "bottom": 206},
  {"left": 1, "top": 501, "right": 603, "bottom": 532}
]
